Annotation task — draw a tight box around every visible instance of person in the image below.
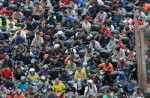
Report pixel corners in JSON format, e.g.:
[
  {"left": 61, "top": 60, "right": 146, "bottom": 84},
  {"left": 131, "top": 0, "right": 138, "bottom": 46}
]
[
  {"left": 66, "top": 59, "right": 77, "bottom": 71},
  {"left": 59, "top": 70, "right": 71, "bottom": 83},
  {"left": 66, "top": 7, "right": 77, "bottom": 18},
  {"left": 46, "top": 88, "right": 57, "bottom": 98},
  {"left": 14, "top": 68, "right": 25, "bottom": 80},
  {"left": 27, "top": 68, "right": 40, "bottom": 82},
  {"left": 38, "top": 64, "right": 50, "bottom": 77},
  {"left": 89, "top": 37, "right": 101, "bottom": 50},
  {"left": 2, "top": 67, "right": 13, "bottom": 79},
  {"left": 126, "top": 47, "right": 136, "bottom": 61},
  {"left": 4, "top": 77, "right": 15, "bottom": 90},
  {"left": 98, "top": 60, "right": 113, "bottom": 84},
  {"left": 53, "top": 37, "right": 64, "bottom": 49},
  {"left": 74, "top": 0, "right": 86, "bottom": 7},
  {"left": 112, "top": 46, "right": 125, "bottom": 60},
  {"left": 48, "top": 66, "right": 60, "bottom": 80},
  {"left": 63, "top": 11, "right": 74, "bottom": 24},
  {"left": 0, "top": 81, "right": 7, "bottom": 98},
  {"left": 0, "top": 3, "right": 7, "bottom": 15},
  {"left": 132, "top": 88, "right": 144, "bottom": 98},
  {"left": 94, "top": 31, "right": 106, "bottom": 47},
  {"left": 107, "top": 35, "right": 118, "bottom": 50},
  {"left": 51, "top": 56, "right": 62, "bottom": 70},
  {"left": 52, "top": 78, "right": 66, "bottom": 93},
  {"left": 13, "top": 33, "right": 26, "bottom": 46},
  {"left": 82, "top": 17, "right": 91, "bottom": 34},
  {"left": 22, "top": 50, "right": 32, "bottom": 65},
  {"left": 13, "top": 89, "right": 25, "bottom": 98},
  {"left": 6, "top": 22, "right": 17, "bottom": 33},
  {"left": 84, "top": 79, "right": 98, "bottom": 97},
  {"left": 32, "top": 2, "right": 44, "bottom": 15},
  {"left": 74, "top": 65, "right": 87, "bottom": 81},
  {"left": 99, "top": 24, "right": 111, "bottom": 37},
  {"left": 40, "top": 0, "right": 53, "bottom": 9},
  {"left": 83, "top": 48, "right": 94, "bottom": 65},
  {"left": 12, "top": 9, "right": 24, "bottom": 22},
  {"left": 23, "top": 16, "right": 37, "bottom": 31},
  {"left": 2, "top": 54, "right": 13, "bottom": 69},
  {"left": 112, "top": 10, "right": 121, "bottom": 25},
  {"left": 31, "top": 32, "right": 44, "bottom": 47},
  {"left": 95, "top": 9, "right": 107, "bottom": 23},
  {"left": 17, "top": 76, "right": 29, "bottom": 90},
  {"left": 127, "top": 79, "right": 139, "bottom": 95},
  {"left": 30, "top": 45, "right": 39, "bottom": 57},
  {"left": 102, "top": 89, "right": 112, "bottom": 98},
  {"left": 64, "top": 81, "right": 78, "bottom": 98},
  {"left": 116, "top": 71, "right": 128, "bottom": 85}
]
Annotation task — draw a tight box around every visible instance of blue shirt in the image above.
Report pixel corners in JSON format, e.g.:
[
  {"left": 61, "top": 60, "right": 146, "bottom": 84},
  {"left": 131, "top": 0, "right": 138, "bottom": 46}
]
[
  {"left": 66, "top": 15, "right": 74, "bottom": 24},
  {"left": 17, "top": 82, "right": 29, "bottom": 90},
  {"left": 14, "top": 37, "right": 26, "bottom": 45},
  {"left": 0, "top": 34, "right": 4, "bottom": 40},
  {"left": 74, "top": 0, "right": 86, "bottom": 7},
  {"left": 4, "top": 82, "right": 15, "bottom": 89},
  {"left": 127, "top": 83, "right": 138, "bottom": 95},
  {"left": 2, "top": 46, "right": 11, "bottom": 53},
  {"left": 31, "top": 49, "right": 39, "bottom": 56}
]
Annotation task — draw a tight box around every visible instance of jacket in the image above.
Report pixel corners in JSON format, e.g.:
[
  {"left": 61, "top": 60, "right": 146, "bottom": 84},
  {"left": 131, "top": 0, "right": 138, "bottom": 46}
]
[{"left": 89, "top": 41, "right": 101, "bottom": 50}]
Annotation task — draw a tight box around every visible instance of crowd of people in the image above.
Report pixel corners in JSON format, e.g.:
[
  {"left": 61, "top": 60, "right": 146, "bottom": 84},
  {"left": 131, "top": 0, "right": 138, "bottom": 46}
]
[{"left": 0, "top": 0, "right": 149, "bottom": 98}]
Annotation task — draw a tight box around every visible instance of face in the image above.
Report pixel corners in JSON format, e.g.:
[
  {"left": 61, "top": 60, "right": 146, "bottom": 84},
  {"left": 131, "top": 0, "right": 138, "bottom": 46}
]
[
  {"left": 55, "top": 39, "right": 59, "bottom": 43},
  {"left": 111, "top": 36, "right": 114, "bottom": 40},
  {"left": 77, "top": 67, "right": 81, "bottom": 71},
  {"left": 4, "top": 42, "right": 8, "bottom": 46},
  {"left": 41, "top": 20, "right": 45, "bottom": 24},
  {"left": 36, "top": 34, "right": 40, "bottom": 38},
  {"left": 55, "top": 78, "right": 59, "bottom": 84},
  {"left": 5, "top": 55, "right": 9, "bottom": 60},
  {"left": 105, "top": 62, "right": 109, "bottom": 66},
  {"left": 17, "top": 27, "right": 22, "bottom": 32},
  {"left": 102, "top": 25, "right": 105, "bottom": 29},
  {"left": 84, "top": 19, "right": 88, "bottom": 23}
]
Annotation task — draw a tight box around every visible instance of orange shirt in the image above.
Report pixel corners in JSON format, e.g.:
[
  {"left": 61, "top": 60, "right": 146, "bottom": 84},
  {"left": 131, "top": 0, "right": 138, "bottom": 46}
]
[
  {"left": 98, "top": 63, "right": 113, "bottom": 74},
  {"left": 13, "top": 93, "right": 25, "bottom": 98}
]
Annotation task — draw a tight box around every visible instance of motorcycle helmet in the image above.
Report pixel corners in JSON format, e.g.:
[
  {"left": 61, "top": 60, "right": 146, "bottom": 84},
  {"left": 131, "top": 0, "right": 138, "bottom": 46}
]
[
  {"left": 43, "top": 64, "right": 48, "bottom": 69},
  {"left": 87, "top": 79, "right": 93, "bottom": 84},
  {"left": 31, "top": 58, "right": 36, "bottom": 64},
  {"left": 17, "top": 89, "right": 22, "bottom": 94},
  {"left": 41, "top": 75, "right": 46, "bottom": 81},
  {"left": 29, "top": 68, "right": 35, "bottom": 72},
  {"left": 44, "top": 54, "right": 50, "bottom": 59},
  {"left": 53, "top": 44, "right": 60, "bottom": 49},
  {"left": 21, "top": 76, "right": 26, "bottom": 80}
]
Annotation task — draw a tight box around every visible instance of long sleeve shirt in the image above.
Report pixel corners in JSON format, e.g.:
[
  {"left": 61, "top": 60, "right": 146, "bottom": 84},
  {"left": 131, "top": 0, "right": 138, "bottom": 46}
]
[{"left": 96, "top": 12, "right": 107, "bottom": 23}]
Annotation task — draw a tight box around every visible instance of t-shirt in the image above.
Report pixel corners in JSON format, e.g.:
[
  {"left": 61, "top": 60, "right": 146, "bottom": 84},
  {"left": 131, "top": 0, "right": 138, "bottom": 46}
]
[
  {"left": 27, "top": 73, "right": 40, "bottom": 81},
  {"left": 2, "top": 69, "right": 12, "bottom": 78}
]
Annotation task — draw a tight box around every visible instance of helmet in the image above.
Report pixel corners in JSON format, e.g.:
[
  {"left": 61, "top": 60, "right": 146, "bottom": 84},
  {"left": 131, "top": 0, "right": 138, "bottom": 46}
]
[
  {"left": 87, "top": 79, "right": 93, "bottom": 84},
  {"left": 31, "top": 58, "right": 36, "bottom": 64},
  {"left": 17, "top": 89, "right": 21, "bottom": 94},
  {"left": 43, "top": 64, "right": 48, "bottom": 69},
  {"left": 53, "top": 44, "right": 60, "bottom": 49},
  {"left": 21, "top": 76, "right": 26, "bottom": 80},
  {"left": 41, "top": 75, "right": 46, "bottom": 81},
  {"left": 44, "top": 54, "right": 50, "bottom": 59},
  {"left": 29, "top": 68, "right": 35, "bottom": 72}
]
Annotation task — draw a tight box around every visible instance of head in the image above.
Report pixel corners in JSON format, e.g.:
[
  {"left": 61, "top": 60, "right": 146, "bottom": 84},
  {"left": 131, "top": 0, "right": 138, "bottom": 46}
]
[
  {"left": 130, "top": 79, "right": 135, "bottom": 84},
  {"left": 28, "top": 16, "right": 33, "bottom": 23},
  {"left": 30, "top": 45, "right": 35, "bottom": 51},
  {"left": 51, "top": 66, "right": 55, "bottom": 71},
  {"left": 36, "top": 2, "right": 40, "bottom": 8},
  {"left": 41, "top": 18, "right": 46, "bottom": 25},
  {"left": 29, "top": 68, "right": 35, "bottom": 75},
  {"left": 77, "top": 65, "right": 82, "bottom": 72},
  {"left": 62, "top": 70, "right": 67, "bottom": 76},
  {"left": 55, "top": 78, "right": 59, "bottom": 84},
  {"left": 99, "top": 9, "right": 104, "bottom": 13},
  {"left": 17, "top": 27, "right": 22, "bottom": 32},
  {"left": 47, "top": 88, "right": 53, "bottom": 94},
  {"left": 90, "top": 71, "right": 95, "bottom": 77},
  {"left": 102, "top": 24, "right": 106, "bottom": 29},
  {"left": 106, "top": 89, "right": 111, "bottom": 96},
  {"left": 67, "top": 7, "right": 72, "bottom": 12},
  {"left": 137, "top": 88, "right": 142, "bottom": 94},
  {"left": 53, "top": 57, "right": 58, "bottom": 63},
  {"left": 70, "top": 59, "right": 74, "bottom": 65},
  {"left": 25, "top": 50, "right": 30, "bottom": 56},
  {"left": 63, "top": 11, "right": 67, "bottom": 17},
  {"left": 36, "top": 32, "right": 40, "bottom": 38},
  {"left": 105, "top": 60, "right": 109, "bottom": 66},
  {"left": 21, "top": 76, "right": 26, "bottom": 83},
  {"left": 116, "top": 46, "right": 120, "bottom": 52},
  {"left": 19, "top": 43, "right": 24, "bottom": 48},
  {"left": 87, "top": 79, "right": 94, "bottom": 86},
  {"left": 84, "top": 18, "right": 88, "bottom": 23},
  {"left": 4, "top": 41, "right": 8, "bottom": 46},
  {"left": 90, "top": 37, "right": 95, "bottom": 43},
  {"left": 5, "top": 55, "right": 10, "bottom": 60},
  {"left": 17, "top": 89, "right": 22, "bottom": 95},
  {"left": 118, "top": 5, "right": 122, "bottom": 9},
  {"left": 17, "top": 33, "right": 21, "bottom": 38}
]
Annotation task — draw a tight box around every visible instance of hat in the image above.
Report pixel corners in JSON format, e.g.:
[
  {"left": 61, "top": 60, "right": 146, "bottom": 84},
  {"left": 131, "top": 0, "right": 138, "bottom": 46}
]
[
  {"left": 43, "top": 64, "right": 48, "bottom": 69},
  {"left": 21, "top": 76, "right": 26, "bottom": 80},
  {"left": 87, "top": 79, "right": 93, "bottom": 84}
]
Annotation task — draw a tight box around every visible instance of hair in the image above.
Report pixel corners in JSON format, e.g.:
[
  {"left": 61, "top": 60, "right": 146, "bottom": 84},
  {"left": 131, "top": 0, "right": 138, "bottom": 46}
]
[{"left": 63, "top": 11, "right": 67, "bottom": 14}]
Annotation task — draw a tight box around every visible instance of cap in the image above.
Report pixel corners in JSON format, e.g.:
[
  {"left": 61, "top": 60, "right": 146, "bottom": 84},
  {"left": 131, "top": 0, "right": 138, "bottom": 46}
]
[
  {"left": 29, "top": 68, "right": 35, "bottom": 72},
  {"left": 21, "top": 76, "right": 26, "bottom": 80},
  {"left": 43, "top": 64, "right": 48, "bottom": 69}
]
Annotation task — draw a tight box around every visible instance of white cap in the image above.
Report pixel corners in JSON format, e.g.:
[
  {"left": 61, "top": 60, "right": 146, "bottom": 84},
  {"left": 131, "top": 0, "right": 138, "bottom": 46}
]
[
  {"left": 43, "top": 64, "right": 48, "bottom": 69},
  {"left": 21, "top": 76, "right": 26, "bottom": 80},
  {"left": 87, "top": 79, "right": 93, "bottom": 84},
  {"left": 29, "top": 68, "right": 35, "bottom": 72},
  {"left": 57, "top": 31, "right": 63, "bottom": 35}
]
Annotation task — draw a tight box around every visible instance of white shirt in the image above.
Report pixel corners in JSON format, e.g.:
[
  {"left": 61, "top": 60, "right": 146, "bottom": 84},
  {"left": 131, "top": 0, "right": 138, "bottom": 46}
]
[
  {"left": 123, "top": 18, "right": 133, "bottom": 24},
  {"left": 84, "top": 85, "right": 97, "bottom": 97},
  {"left": 82, "top": 22, "right": 91, "bottom": 32}
]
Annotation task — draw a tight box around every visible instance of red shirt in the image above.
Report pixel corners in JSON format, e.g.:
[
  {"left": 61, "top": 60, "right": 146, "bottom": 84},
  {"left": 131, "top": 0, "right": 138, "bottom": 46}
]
[
  {"left": 130, "top": 20, "right": 142, "bottom": 26},
  {"left": 99, "top": 27, "right": 111, "bottom": 36},
  {"left": 0, "top": 7, "right": 7, "bottom": 15},
  {"left": 2, "top": 69, "right": 12, "bottom": 78},
  {"left": 120, "top": 43, "right": 125, "bottom": 49},
  {"left": 5, "top": 10, "right": 14, "bottom": 16},
  {"left": 61, "top": 0, "right": 70, "bottom": 5}
]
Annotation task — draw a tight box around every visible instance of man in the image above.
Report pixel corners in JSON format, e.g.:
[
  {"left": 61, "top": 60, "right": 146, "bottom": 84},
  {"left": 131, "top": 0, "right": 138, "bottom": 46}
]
[
  {"left": 31, "top": 32, "right": 44, "bottom": 47},
  {"left": 48, "top": 66, "right": 60, "bottom": 80},
  {"left": 127, "top": 79, "right": 139, "bottom": 95},
  {"left": 4, "top": 77, "right": 15, "bottom": 90},
  {"left": 0, "top": 81, "right": 7, "bottom": 98},
  {"left": 13, "top": 33, "right": 26, "bottom": 46},
  {"left": 13, "top": 89, "right": 25, "bottom": 98},
  {"left": 89, "top": 37, "right": 101, "bottom": 50},
  {"left": 94, "top": 31, "right": 106, "bottom": 47},
  {"left": 74, "top": 0, "right": 86, "bottom": 7},
  {"left": 107, "top": 35, "right": 118, "bottom": 50},
  {"left": 95, "top": 9, "right": 107, "bottom": 23},
  {"left": 67, "top": 7, "right": 77, "bottom": 18},
  {"left": 118, "top": 5, "right": 126, "bottom": 19},
  {"left": 46, "top": 88, "right": 57, "bottom": 98},
  {"left": 99, "top": 24, "right": 111, "bottom": 36},
  {"left": 0, "top": 3, "right": 7, "bottom": 15},
  {"left": 22, "top": 50, "right": 32, "bottom": 65},
  {"left": 23, "top": 16, "right": 37, "bottom": 31},
  {"left": 132, "top": 88, "right": 144, "bottom": 98},
  {"left": 27, "top": 68, "right": 40, "bottom": 82},
  {"left": 66, "top": 59, "right": 77, "bottom": 71},
  {"left": 13, "top": 27, "right": 26, "bottom": 41},
  {"left": 137, "top": 8, "right": 147, "bottom": 19},
  {"left": 32, "top": 2, "right": 44, "bottom": 15},
  {"left": 51, "top": 56, "right": 62, "bottom": 70},
  {"left": 2, "top": 41, "right": 11, "bottom": 54},
  {"left": 74, "top": 65, "right": 87, "bottom": 81},
  {"left": 52, "top": 78, "right": 66, "bottom": 93},
  {"left": 112, "top": 46, "right": 125, "bottom": 60},
  {"left": 84, "top": 80, "right": 98, "bottom": 97},
  {"left": 59, "top": 70, "right": 71, "bottom": 83},
  {"left": 2, "top": 67, "right": 13, "bottom": 79},
  {"left": 30, "top": 45, "right": 39, "bottom": 57},
  {"left": 17, "top": 76, "right": 29, "bottom": 90},
  {"left": 54, "top": 37, "right": 64, "bottom": 49},
  {"left": 2, "top": 55, "right": 13, "bottom": 69},
  {"left": 63, "top": 11, "right": 74, "bottom": 24},
  {"left": 12, "top": 9, "right": 24, "bottom": 22}
]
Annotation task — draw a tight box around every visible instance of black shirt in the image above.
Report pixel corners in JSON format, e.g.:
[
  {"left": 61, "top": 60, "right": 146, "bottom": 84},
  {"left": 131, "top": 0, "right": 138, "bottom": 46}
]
[
  {"left": 51, "top": 61, "right": 62, "bottom": 68},
  {"left": 65, "top": 87, "right": 76, "bottom": 94},
  {"left": 14, "top": 72, "right": 25, "bottom": 80},
  {"left": 49, "top": 70, "right": 59, "bottom": 80},
  {"left": 22, "top": 56, "right": 32, "bottom": 65},
  {"left": 26, "top": 22, "right": 37, "bottom": 31}
]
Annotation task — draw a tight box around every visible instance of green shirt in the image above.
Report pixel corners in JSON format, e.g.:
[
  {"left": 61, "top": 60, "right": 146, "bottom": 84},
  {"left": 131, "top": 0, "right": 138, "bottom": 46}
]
[
  {"left": 67, "top": 62, "right": 76, "bottom": 70},
  {"left": 103, "top": 94, "right": 113, "bottom": 98}
]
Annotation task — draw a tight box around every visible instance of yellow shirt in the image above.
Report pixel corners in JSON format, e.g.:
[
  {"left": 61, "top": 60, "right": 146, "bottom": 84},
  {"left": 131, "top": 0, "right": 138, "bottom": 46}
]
[
  {"left": 52, "top": 82, "right": 66, "bottom": 92},
  {"left": 74, "top": 70, "right": 87, "bottom": 80},
  {"left": 27, "top": 73, "right": 40, "bottom": 81}
]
